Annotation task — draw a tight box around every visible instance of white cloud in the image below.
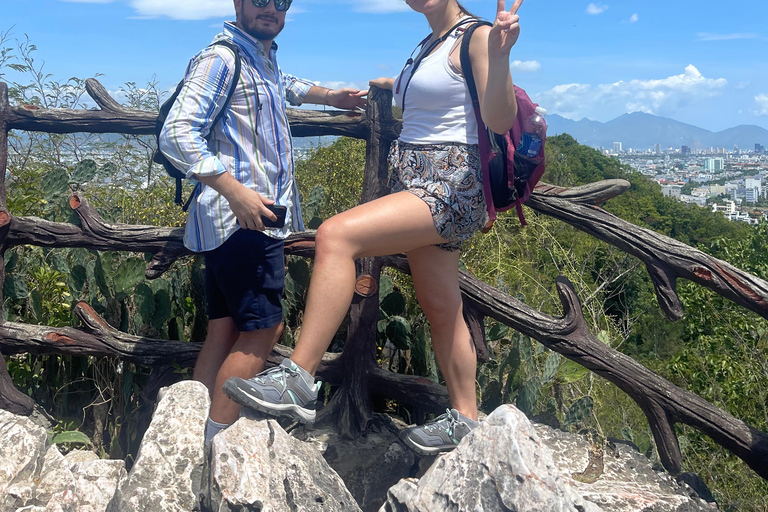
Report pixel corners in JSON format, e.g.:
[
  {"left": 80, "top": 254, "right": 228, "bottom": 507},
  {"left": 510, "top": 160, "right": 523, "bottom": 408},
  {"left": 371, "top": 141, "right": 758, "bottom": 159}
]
[
  {"left": 127, "top": 0, "right": 233, "bottom": 20},
  {"left": 586, "top": 3, "right": 608, "bottom": 15},
  {"left": 697, "top": 32, "right": 758, "bottom": 41},
  {"left": 316, "top": 80, "right": 366, "bottom": 91},
  {"left": 628, "top": 13, "right": 638, "bottom": 23},
  {"left": 755, "top": 95, "right": 768, "bottom": 116},
  {"left": 510, "top": 60, "right": 541, "bottom": 72},
  {"left": 535, "top": 65, "right": 727, "bottom": 121}
]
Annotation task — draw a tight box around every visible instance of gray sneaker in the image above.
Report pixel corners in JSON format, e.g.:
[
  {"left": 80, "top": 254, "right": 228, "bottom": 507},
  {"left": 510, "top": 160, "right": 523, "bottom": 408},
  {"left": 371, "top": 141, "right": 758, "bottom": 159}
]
[
  {"left": 399, "top": 409, "right": 479, "bottom": 455},
  {"left": 223, "top": 358, "right": 320, "bottom": 424}
]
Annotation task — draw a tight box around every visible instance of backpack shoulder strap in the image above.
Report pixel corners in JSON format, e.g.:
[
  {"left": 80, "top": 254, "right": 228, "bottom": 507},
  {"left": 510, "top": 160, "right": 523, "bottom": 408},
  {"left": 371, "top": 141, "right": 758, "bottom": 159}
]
[
  {"left": 459, "top": 20, "right": 493, "bottom": 112},
  {"left": 206, "top": 40, "right": 243, "bottom": 130}
]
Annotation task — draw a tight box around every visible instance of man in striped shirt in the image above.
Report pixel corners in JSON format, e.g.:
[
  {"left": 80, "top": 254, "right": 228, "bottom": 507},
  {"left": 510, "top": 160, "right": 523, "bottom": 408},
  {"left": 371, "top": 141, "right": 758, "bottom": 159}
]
[{"left": 159, "top": 0, "right": 365, "bottom": 445}]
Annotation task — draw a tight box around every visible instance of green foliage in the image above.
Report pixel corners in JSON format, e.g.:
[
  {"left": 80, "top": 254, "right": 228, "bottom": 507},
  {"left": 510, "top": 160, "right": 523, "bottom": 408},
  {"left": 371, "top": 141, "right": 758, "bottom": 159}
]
[
  {"left": 295, "top": 137, "right": 365, "bottom": 222},
  {"left": 52, "top": 430, "right": 92, "bottom": 446},
  {"left": 2, "top": 33, "right": 767, "bottom": 509}
]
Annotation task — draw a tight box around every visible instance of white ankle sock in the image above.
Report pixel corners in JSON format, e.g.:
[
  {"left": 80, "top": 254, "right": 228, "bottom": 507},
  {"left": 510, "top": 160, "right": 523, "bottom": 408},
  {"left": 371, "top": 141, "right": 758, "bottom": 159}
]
[{"left": 205, "top": 417, "right": 231, "bottom": 445}]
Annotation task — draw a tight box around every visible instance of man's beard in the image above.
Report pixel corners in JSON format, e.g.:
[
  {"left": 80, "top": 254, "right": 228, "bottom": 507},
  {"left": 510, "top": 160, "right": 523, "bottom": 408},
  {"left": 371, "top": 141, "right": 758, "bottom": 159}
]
[{"left": 242, "top": 16, "right": 285, "bottom": 41}]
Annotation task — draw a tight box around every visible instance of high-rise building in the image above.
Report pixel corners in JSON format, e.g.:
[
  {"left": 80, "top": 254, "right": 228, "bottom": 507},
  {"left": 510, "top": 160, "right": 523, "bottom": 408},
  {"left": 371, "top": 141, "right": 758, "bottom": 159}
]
[
  {"left": 655, "top": 144, "right": 661, "bottom": 155},
  {"left": 704, "top": 158, "right": 724, "bottom": 172},
  {"left": 756, "top": 144, "right": 765, "bottom": 154},
  {"left": 613, "top": 142, "right": 623, "bottom": 153},
  {"left": 681, "top": 145, "right": 691, "bottom": 155}
]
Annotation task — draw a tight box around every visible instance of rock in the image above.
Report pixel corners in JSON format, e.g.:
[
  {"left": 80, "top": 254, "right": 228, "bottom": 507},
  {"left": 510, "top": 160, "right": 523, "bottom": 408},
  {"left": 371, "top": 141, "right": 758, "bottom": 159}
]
[
  {"left": 207, "top": 416, "right": 362, "bottom": 512},
  {"left": 0, "top": 409, "right": 126, "bottom": 512},
  {"left": 379, "top": 405, "right": 599, "bottom": 512},
  {"left": 64, "top": 450, "right": 100, "bottom": 465},
  {"left": 33, "top": 447, "right": 77, "bottom": 506},
  {"left": 294, "top": 414, "right": 416, "bottom": 512},
  {"left": 535, "top": 423, "right": 718, "bottom": 511},
  {"left": 69, "top": 459, "right": 127, "bottom": 511},
  {"left": 0, "top": 409, "right": 49, "bottom": 511},
  {"left": 107, "top": 380, "right": 209, "bottom": 512}
]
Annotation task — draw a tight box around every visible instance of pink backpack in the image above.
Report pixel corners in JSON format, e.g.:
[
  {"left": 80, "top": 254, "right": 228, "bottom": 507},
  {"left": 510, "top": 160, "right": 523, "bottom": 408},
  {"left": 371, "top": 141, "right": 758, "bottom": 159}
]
[{"left": 460, "top": 21, "right": 547, "bottom": 226}]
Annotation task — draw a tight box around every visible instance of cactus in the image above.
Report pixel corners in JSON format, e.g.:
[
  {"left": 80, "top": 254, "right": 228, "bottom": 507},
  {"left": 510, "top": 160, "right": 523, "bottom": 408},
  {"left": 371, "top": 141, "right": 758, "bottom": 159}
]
[
  {"left": 287, "top": 257, "right": 310, "bottom": 296},
  {"left": 558, "top": 358, "right": 590, "bottom": 384},
  {"left": 133, "top": 283, "right": 155, "bottom": 327},
  {"left": 51, "top": 252, "right": 69, "bottom": 274},
  {"left": 98, "top": 162, "right": 117, "bottom": 177},
  {"left": 92, "top": 255, "right": 112, "bottom": 298},
  {"left": 541, "top": 351, "right": 561, "bottom": 385},
  {"left": 3, "top": 274, "right": 29, "bottom": 300},
  {"left": 481, "top": 379, "right": 503, "bottom": 411},
  {"left": 381, "top": 291, "right": 406, "bottom": 317},
  {"left": 486, "top": 321, "right": 510, "bottom": 342},
  {"left": 114, "top": 257, "right": 146, "bottom": 297},
  {"left": 5, "top": 251, "right": 19, "bottom": 273},
  {"left": 304, "top": 185, "right": 326, "bottom": 229},
  {"left": 42, "top": 168, "right": 69, "bottom": 200},
  {"left": 564, "top": 396, "right": 594, "bottom": 427},
  {"left": 68, "top": 265, "right": 87, "bottom": 294},
  {"left": 378, "top": 274, "right": 393, "bottom": 300},
  {"left": 70, "top": 159, "right": 97, "bottom": 185},
  {"left": 518, "top": 333, "right": 534, "bottom": 365},
  {"left": 30, "top": 290, "right": 43, "bottom": 322},
  {"left": 385, "top": 315, "right": 411, "bottom": 350},
  {"left": 152, "top": 289, "right": 172, "bottom": 330},
  {"left": 517, "top": 375, "right": 542, "bottom": 415}
]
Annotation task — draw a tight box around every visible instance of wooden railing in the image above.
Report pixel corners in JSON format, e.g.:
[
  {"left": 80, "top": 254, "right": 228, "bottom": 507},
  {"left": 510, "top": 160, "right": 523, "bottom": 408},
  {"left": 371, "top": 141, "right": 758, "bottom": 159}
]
[{"left": 0, "top": 78, "right": 766, "bottom": 480}]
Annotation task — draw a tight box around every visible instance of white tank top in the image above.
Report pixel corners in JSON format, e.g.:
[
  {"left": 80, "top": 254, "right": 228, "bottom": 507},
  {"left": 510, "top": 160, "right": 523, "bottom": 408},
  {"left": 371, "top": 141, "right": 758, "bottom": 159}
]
[{"left": 393, "top": 21, "right": 478, "bottom": 145}]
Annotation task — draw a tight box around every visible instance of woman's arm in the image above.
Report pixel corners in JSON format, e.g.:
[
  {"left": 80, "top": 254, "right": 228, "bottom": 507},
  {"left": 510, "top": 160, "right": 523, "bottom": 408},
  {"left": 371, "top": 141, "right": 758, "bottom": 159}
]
[
  {"left": 469, "top": 0, "right": 524, "bottom": 134},
  {"left": 369, "top": 77, "right": 395, "bottom": 91}
]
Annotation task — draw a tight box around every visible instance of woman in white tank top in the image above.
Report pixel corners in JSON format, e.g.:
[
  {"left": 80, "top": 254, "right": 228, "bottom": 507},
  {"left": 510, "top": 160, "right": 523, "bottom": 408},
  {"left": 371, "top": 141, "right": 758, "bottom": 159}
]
[{"left": 237, "top": 0, "right": 522, "bottom": 454}]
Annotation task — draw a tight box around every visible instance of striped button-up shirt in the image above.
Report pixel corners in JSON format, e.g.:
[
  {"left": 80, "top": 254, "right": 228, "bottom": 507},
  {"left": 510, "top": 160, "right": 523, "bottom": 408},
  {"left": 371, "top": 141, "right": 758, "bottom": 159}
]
[{"left": 159, "top": 22, "right": 313, "bottom": 252}]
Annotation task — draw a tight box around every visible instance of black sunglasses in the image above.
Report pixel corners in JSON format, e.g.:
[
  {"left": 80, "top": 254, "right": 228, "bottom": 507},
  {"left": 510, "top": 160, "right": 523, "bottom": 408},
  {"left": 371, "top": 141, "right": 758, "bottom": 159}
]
[{"left": 251, "top": 0, "right": 292, "bottom": 11}]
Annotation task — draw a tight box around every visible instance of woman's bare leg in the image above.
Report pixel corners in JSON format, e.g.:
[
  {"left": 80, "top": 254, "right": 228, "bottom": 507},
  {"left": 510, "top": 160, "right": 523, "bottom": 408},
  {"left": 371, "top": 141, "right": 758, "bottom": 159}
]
[
  {"left": 290, "top": 191, "right": 445, "bottom": 375},
  {"left": 407, "top": 244, "right": 478, "bottom": 420}
]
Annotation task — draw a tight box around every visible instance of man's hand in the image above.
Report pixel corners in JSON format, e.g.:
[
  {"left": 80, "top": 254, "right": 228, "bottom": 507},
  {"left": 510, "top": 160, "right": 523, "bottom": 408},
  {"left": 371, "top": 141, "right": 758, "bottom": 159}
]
[
  {"left": 325, "top": 88, "right": 367, "bottom": 110},
  {"left": 197, "top": 172, "right": 277, "bottom": 231},
  {"left": 228, "top": 186, "right": 277, "bottom": 231}
]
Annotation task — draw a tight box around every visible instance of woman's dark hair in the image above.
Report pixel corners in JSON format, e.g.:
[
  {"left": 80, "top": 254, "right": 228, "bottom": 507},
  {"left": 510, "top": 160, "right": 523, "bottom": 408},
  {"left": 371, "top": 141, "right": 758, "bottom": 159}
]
[{"left": 456, "top": 2, "right": 475, "bottom": 16}]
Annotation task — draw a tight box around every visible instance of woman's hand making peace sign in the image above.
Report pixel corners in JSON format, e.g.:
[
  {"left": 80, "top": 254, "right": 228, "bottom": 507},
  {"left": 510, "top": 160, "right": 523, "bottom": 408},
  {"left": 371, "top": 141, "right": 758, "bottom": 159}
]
[{"left": 488, "top": 0, "right": 523, "bottom": 56}]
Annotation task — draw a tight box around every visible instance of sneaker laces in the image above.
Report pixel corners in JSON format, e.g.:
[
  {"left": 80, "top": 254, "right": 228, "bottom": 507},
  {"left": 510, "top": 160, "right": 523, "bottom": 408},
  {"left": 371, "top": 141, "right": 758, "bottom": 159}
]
[
  {"left": 254, "top": 363, "right": 298, "bottom": 394},
  {"left": 422, "top": 409, "right": 458, "bottom": 436}
]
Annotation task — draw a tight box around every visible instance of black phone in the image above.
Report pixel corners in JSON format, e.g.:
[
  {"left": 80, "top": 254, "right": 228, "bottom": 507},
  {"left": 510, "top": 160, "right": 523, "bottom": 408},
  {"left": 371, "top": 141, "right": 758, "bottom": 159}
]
[{"left": 262, "top": 204, "right": 287, "bottom": 228}]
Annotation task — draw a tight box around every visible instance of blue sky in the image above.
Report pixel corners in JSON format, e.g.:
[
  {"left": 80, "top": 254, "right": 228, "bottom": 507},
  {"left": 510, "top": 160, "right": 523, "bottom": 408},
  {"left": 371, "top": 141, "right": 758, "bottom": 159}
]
[{"left": 2, "top": 0, "right": 767, "bottom": 132}]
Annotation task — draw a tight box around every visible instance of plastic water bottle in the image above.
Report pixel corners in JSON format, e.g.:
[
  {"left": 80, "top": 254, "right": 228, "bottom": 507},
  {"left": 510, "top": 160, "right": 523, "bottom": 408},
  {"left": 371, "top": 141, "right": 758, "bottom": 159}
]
[{"left": 517, "top": 107, "right": 547, "bottom": 158}]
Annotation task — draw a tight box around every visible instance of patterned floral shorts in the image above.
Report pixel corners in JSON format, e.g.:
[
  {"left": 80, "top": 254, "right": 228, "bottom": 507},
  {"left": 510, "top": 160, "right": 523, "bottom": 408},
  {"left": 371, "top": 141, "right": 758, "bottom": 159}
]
[{"left": 389, "top": 140, "right": 487, "bottom": 251}]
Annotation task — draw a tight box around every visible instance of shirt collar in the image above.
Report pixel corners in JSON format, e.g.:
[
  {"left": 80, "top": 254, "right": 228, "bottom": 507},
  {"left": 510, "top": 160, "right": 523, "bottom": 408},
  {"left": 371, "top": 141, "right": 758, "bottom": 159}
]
[{"left": 221, "top": 21, "right": 279, "bottom": 55}]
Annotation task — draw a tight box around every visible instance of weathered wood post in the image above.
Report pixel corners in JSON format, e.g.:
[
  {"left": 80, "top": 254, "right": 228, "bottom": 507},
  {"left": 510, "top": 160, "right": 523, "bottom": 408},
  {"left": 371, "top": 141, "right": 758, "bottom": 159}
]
[
  {"left": 0, "top": 81, "right": 35, "bottom": 415},
  {"left": 316, "top": 86, "right": 398, "bottom": 436}
]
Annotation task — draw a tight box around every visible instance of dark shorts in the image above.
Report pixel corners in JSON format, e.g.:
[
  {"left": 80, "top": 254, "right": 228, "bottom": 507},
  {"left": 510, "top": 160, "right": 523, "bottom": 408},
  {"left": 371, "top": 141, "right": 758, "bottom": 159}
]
[{"left": 204, "top": 228, "right": 285, "bottom": 332}]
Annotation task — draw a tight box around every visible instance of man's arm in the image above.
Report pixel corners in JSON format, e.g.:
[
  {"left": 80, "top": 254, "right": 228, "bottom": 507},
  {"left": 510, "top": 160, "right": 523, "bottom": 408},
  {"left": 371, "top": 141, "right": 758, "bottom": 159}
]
[
  {"left": 304, "top": 85, "right": 367, "bottom": 110},
  {"left": 158, "top": 46, "right": 239, "bottom": 180},
  {"left": 283, "top": 74, "right": 366, "bottom": 110},
  {"left": 159, "top": 46, "right": 277, "bottom": 230}
]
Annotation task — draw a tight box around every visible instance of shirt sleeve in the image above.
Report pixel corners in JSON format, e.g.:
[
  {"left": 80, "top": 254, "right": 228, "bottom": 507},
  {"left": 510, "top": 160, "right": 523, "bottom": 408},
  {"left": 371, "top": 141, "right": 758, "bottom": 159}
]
[
  {"left": 158, "top": 46, "right": 238, "bottom": 179},
  {"left": 283, "top": 73, "right": 315, "bottom": 106}
]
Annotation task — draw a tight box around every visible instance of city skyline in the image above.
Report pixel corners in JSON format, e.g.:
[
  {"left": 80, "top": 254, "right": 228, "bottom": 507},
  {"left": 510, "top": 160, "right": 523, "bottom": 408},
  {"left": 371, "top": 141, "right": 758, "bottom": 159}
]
[{"left": 1, "top": 0, "right": 767, "bottom": 133}]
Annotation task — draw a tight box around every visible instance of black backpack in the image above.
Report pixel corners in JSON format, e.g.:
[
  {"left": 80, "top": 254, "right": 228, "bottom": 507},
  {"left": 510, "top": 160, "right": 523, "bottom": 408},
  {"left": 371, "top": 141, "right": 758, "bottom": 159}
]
[{"left": 153, "top": 40, "right": 243, "bottom": 210}]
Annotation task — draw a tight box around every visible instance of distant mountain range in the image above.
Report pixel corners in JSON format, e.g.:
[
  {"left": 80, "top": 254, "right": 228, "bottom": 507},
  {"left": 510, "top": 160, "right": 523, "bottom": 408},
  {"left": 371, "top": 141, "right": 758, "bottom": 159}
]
[{"left": 546, "top": 112, "right": 768, "bottom": 151}]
